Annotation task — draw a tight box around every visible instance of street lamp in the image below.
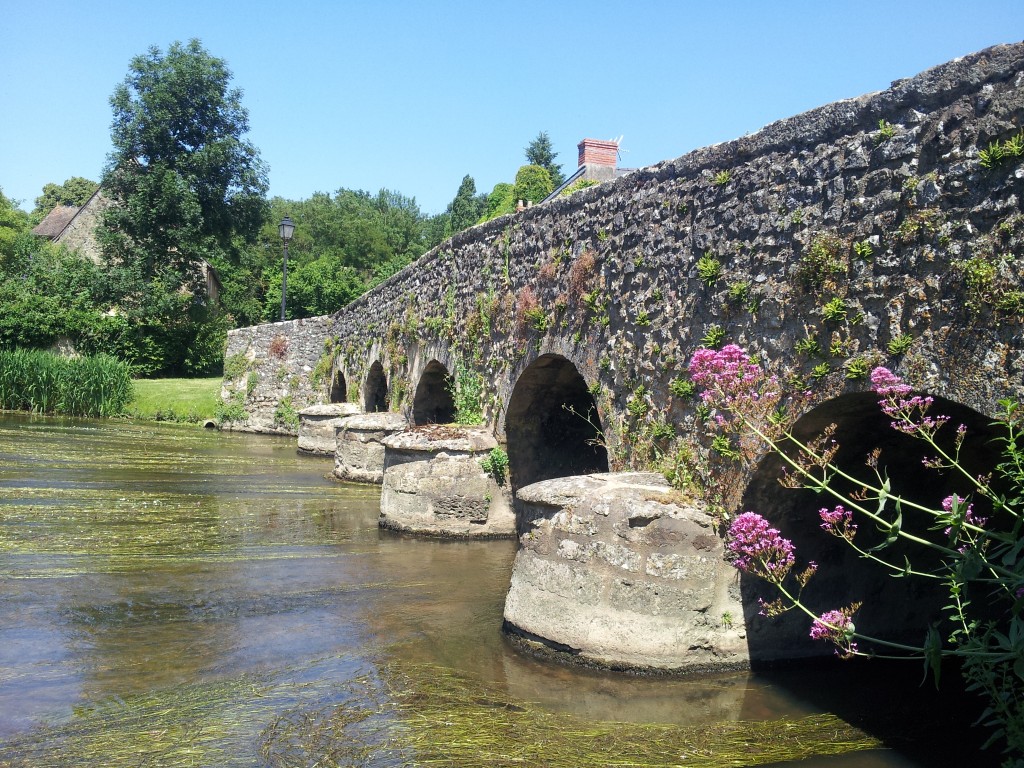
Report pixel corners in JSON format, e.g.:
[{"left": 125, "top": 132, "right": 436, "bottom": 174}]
[{"left": 278, "top": 216, "right": 295, "bottom": 321}]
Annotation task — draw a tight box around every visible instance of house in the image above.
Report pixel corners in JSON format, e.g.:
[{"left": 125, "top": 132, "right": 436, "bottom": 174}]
[
  {"left": 543, "top": 138, "right": 633, "bottom": 202},
  {"left": 31, "top": 188, "right": 111, "bottom": 265},
  {"left": 32, "top": 188, "right": 221, "bottom": 303}
]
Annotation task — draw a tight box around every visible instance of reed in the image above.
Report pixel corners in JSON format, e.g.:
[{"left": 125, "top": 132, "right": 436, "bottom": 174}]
[{"left": 0, "top": 348, "right": 133, "bottom": 417}]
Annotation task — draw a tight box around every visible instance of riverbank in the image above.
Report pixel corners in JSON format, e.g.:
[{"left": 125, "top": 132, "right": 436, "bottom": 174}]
[{"left": 126, "top": 377, "right": 221, "bottom": 423}]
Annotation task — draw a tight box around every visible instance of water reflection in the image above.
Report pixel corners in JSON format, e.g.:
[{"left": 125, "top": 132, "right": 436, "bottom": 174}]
[{"left": 0, "top": 414, "right": 996, "bottom": 766}]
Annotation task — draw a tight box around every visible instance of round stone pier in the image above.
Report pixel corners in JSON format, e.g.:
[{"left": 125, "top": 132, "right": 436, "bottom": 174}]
[
  {"left": 379, "top": 426, "right": 516, "bottom": 538},
  {"left": 333, "top": 412, "right": 409, "bottom": 483},
  {"left": 297, "top": 404, "right": 361, "bottom": 456},
  {"left": 503, "top": 472, "right": 747, "bottom": 673}
]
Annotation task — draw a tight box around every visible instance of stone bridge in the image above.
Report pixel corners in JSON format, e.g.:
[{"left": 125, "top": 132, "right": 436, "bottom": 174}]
[{"left": 221, "top": 43, "right": 1024, "bottom": 671}]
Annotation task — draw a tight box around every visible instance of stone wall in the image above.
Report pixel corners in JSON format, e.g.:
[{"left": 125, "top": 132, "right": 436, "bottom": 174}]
[
  {"left": 224, "top": 42, "right": 1024, "bottom": 501},
  {"left": 222, "top": 316, "right": 332, "bottom": 433}
]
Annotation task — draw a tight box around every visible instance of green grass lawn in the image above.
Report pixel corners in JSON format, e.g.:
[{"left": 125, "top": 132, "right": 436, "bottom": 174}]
[{"left": 127, "top": 377, "right": 222, "bottom": 424}]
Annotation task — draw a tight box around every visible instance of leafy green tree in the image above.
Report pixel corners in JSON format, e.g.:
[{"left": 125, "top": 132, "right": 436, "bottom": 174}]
[
  {"left": 446, "top": 175, "right": 487, "bottom": 236},
  {"left": 101, "top": 39, "right": 269, "bottom": 292},
  {"left": 31, "top": 177, "right": 98, "bottom": 222},
  {"left": 480, "top": 183, "right": 515, "bottom": 222},
  {"left": 512, "top": 165, "right": 553, "bottom": 206},
  {"left": 525, "top": 131, "right": 564, "bottom": 188},
  {"left": 0, "top": 187, "right": 29, "bottom": 263}
]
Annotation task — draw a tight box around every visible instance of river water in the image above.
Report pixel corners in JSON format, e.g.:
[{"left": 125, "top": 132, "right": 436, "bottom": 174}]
[{"left": 0, "top": 415, "right": 996, "bottom": 767}]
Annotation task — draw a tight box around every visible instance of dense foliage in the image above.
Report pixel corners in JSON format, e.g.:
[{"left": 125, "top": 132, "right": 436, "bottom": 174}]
[
  {"left": 525, "top": 131, "right": 565, "bottom": 188},
  {"left": 1, "top": 47, "right": 563, "bottom": 380},
  {"left": 101, "top": 39, "right": 269, "bottom": 294},
  {"left": 0, "top": 348, "right": 133, "bottom": 417},
  {"left": 30, "top": 177, "right": 98, "bottom": 223}
]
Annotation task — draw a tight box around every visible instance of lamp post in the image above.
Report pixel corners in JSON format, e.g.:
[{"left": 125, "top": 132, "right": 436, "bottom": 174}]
[{"left": 278, "top": 216, "right": 294, "bottom": 322}]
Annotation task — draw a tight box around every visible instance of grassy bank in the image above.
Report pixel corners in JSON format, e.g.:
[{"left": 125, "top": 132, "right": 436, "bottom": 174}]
[{"left": 127, "top": 377, "right": 222, "bottom": 424}]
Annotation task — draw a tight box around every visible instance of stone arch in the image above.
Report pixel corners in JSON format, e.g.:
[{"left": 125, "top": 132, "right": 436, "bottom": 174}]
[
  {"left": 505, "top": 354, "right": 609, "bottom": 497},
  {"left": 364, "top": 361, "right": 388, "bottom": 413},
  {"left": 739, "top": 391, "right": 1007, "bottom": 663},
  {"left": 329, "top": 367, "right": 347, "bottom": 403},
  {"left": 412, "top": 359, "right": 455, "bottom": 425}
]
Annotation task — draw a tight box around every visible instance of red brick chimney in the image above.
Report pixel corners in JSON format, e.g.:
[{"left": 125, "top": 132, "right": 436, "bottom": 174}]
[{"left": 577, "top": 138, "right": 619, "bottom": 168}]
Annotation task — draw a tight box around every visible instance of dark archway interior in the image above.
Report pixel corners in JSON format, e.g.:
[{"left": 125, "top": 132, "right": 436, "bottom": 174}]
[
  {"left": 505, "top": 354, "right": 609, "bottom": 500},
  {"left": 329, "top": 369, "right": 347, "bottom": 403},
  {"left": 412, "top": 360, "right": 455, "bottom": 425},
  {"left": 740, "top": 391, "right": 1008, "bottom": 663},
  {"left": 364, "top": 361, "right": 388, "bottom": 413}
]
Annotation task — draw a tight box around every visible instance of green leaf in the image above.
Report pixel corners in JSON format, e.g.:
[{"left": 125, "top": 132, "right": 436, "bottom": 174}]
[
  {"left": 870, "top": 500, "right": 902, "bottom": 552},
  {"left": 922, "top": 625, "right": 943, "bottom": 688}
]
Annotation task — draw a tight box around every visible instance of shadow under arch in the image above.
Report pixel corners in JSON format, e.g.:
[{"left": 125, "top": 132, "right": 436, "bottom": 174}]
[
  {"left": 329, "top": 368, "right": 347, "bottom": 403},
  {"left": 739, "top": 391, "right": 1007, "bottom": 665},
  {"left": 364, "top": 361, "right": 388, "bottom": 413},
  {"left": 505, "top": 354, "right": 609, "bottom": 502},
  {"left": 412, "top": 359, "right": 455, "bottom": 425}
]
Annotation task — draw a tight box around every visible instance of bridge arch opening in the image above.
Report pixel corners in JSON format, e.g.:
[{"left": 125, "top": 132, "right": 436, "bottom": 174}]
[
  {"left": 412, "top": 360, "right": 455, "bottom": 425},
  {"left": 505, "top": 354, "right": 608, "bottom": 496},
  {"left": 364, "top": 361, "right": 388, "bottom": 412},
  {"left": 329, "top": 368, "right": 347, "bottom": 403},
  {"left": 739, "top": 391, "right": 1007, "bottom": 663}
]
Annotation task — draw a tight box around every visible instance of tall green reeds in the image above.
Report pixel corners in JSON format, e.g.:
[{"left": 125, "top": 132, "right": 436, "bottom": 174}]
[{"left": 0, "top": 349, "right": 133, "bottom": 417}]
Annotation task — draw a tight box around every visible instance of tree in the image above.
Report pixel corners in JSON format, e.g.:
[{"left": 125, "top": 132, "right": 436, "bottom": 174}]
[
  {"left": 445, "top": 175, "right": 487, "bottom": 237},
  {"left": 0, "top": 187, "right": 29, "bottom": 263},
  {"left": 512, "top": 165, "right": 553, "bottom": 206},
  {"left": 31, "top": 177, "right": 98, "bottom": 222},
  {"left": 525, "top": 131, "right": 565, "bottom": 188},
  {"left": 101, "top": 39, "right": 269, "bottom": 292},
  {"left": 480, "top": 183, "right": 515, "bottom": 223}
]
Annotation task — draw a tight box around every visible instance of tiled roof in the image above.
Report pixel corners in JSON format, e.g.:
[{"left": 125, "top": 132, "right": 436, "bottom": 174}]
[{"left": 31, "top": 205, "right": 80, "bottom": 239}]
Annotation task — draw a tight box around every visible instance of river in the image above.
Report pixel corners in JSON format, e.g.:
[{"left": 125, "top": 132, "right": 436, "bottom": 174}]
[{"left": 0, "top": 415, "right": 995, "bottom": 766}]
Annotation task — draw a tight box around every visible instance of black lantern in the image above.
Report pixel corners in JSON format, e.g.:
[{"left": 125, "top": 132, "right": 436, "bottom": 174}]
[{"left": 279, "top": 217, "right": 294, "bottom": 321}]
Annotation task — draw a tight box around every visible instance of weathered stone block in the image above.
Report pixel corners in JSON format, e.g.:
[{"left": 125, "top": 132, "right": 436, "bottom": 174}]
[
  {"left": 297, "top": 404, "right": 360, "bottom": 456},
  {"left": 504, "top": 473, "right": 746, "bottom": 672},
  {"left": 333, "top": 413, "right": 408, "bottom": 484},
  {"left": 379, "top": 427, "right": 515, "bottom": 538}
]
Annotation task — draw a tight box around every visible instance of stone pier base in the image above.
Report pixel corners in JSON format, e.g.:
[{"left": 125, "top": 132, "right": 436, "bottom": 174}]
[
  {"left": 503, "top": 472, "right": 747, "bottom": 673},
  {"left": 297, "top": 404, "right": 360, "bottom": 456},
  {"left": 379, "top": 426, "right": 516, "bottom": 538},
  {"left": 333, "top": 412, "right": 409, "bottom": 483}
]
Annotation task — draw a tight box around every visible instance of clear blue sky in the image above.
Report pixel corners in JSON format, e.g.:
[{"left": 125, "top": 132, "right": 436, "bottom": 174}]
[{"left": 1, "top": 1, "right": 1021, "bottom": 216}]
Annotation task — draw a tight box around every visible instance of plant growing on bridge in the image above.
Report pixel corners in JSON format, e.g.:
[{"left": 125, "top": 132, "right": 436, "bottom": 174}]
[
  {"left": 689, "top": 343, "right": 1024, "bottom": 762},
  {"left": 479, "top": 447, "right": 509, "bottom": 486},
  {"left": 887, "top": 333, "right": 914, "bottom": 356},
  {"left": 696, "top": 252, "right": 722, "bottom": 286},
  {"left": 979, "top": 129, "right": 1024, "bottom": 170},
  {"left": 450, "top": 359, "right": 485, "bottom": 425},
  {"left": 875, "top": 119, "right": 896, "bottom": 144},
  {"left": 797, "top": 234, "right": 846, "bottom": 291}
]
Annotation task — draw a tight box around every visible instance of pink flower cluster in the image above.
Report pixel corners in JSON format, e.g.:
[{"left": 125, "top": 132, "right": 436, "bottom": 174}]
[
  {"left": 941, "top": 493, "right": 987, "bottom": 537},
  {"left": 870, "top": 367, "right": 949, "bottom": 437},
  {"left": 819, "top": 504, "right": 858, "bottom": 541},
  {"left": 809, "top": 608, "right": 859, "bottom": 657},
  {"left": 689, "top": 345, "right": 779, "bottom": 411},
  {"left": 727, "top": 512, "right": 795, "bottom": 583}
]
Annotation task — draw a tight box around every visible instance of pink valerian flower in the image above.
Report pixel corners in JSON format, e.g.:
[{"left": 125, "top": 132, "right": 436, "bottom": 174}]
[
  {"left": 727, "top": 512, "right": 796, "bottom": 583},
  {"left": 809, "top": 606, "right": 860, "bottom": 658},
  {"left": 870, "top": 367, "right": 949, "bottom": 437},
  {"left": 941, "top": 493, "right": 987, "bottom": 536},
  {"left": 689, "top": 345, "right": 780, "bottom": 414},
  {"left": 819, "top": 505, "right": 857, "bottom": 541}
]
